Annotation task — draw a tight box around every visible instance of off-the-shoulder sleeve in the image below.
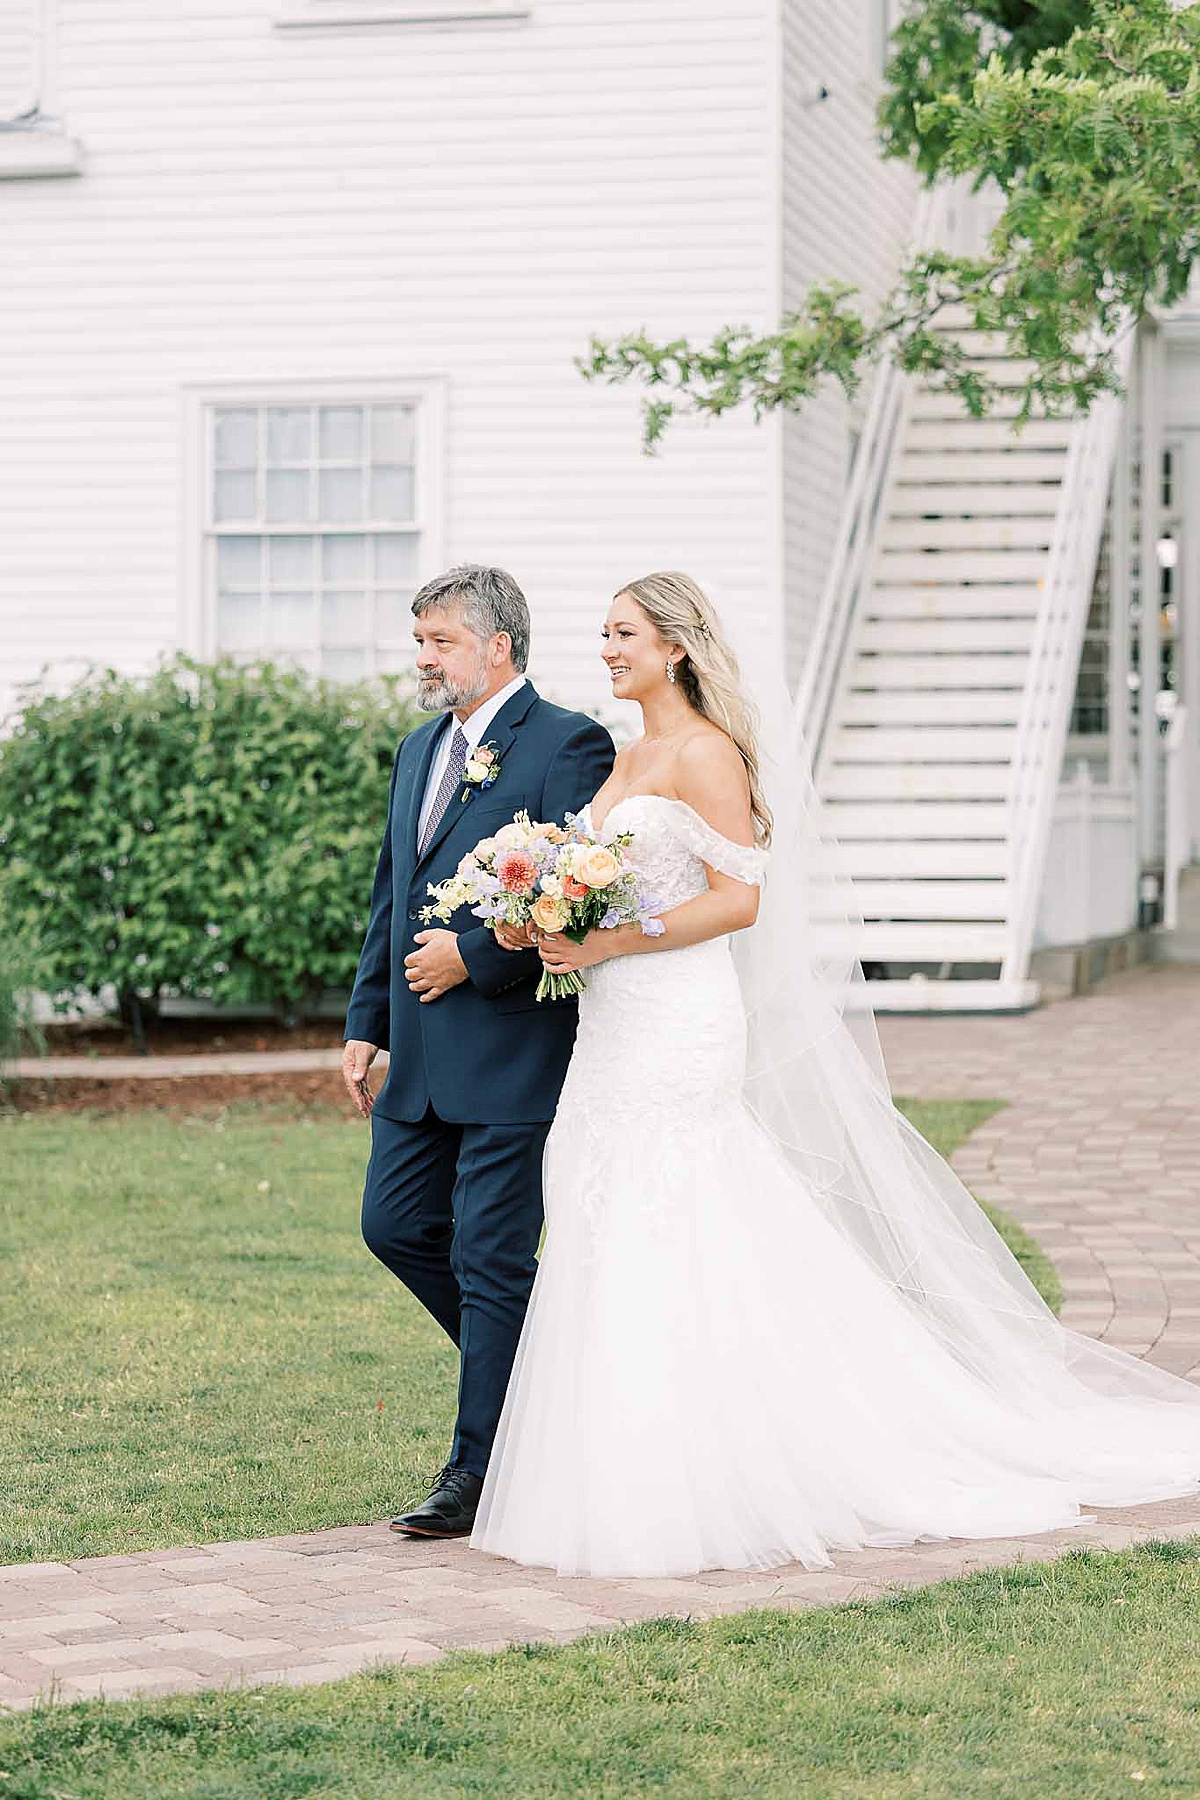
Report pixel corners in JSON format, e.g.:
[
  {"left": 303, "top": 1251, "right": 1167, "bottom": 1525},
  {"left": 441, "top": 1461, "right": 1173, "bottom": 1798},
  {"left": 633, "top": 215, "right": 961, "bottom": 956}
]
[{"left": 669, "top": 800, "right": 768, "bottom": 886}]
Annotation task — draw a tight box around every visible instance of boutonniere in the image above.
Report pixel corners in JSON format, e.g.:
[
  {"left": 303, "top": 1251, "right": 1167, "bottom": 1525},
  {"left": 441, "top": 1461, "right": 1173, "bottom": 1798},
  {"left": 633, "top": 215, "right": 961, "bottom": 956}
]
[{"left": 461, "top": 742, "right": 502, "bottom": 800}]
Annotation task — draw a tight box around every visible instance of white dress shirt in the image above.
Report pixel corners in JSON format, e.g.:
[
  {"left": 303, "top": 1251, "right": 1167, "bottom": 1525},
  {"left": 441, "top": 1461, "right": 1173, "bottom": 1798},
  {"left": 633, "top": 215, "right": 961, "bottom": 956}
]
[{"left": 417, "top": 674, "right": 528, "bottom": 846}]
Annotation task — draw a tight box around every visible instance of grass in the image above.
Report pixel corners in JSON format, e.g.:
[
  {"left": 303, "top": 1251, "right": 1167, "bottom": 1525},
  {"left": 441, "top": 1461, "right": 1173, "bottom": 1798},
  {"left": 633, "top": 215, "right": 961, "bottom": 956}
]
[
  {"left": 2, "top": 1542, "right": 1199, "bottom": 1797},
  {"left": 0, "top": 1094, "right": 1047, "bottom": 1566},
  {"left": 897, "top": 1097, "right": 1064, "bottom": 1315},
  {"left": 1, "top": 1104, "right": 457, "bottom": 1565}
]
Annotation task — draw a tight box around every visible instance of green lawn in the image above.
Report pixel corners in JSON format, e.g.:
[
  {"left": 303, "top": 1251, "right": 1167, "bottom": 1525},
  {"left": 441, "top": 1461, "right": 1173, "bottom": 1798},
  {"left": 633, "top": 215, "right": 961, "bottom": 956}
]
[
  {"left": 3, "top": 1542, "right": 1197, "bottom": 1798},
  {"left": 1, "top": 1105, "right": 457, "bottom": 1565},
  {"left": 0, "top": 1094, "right": 1044, "bottom": 1566},
  {"left": 898, "top": 1097, "right": 1063, "bottom": 1315}
]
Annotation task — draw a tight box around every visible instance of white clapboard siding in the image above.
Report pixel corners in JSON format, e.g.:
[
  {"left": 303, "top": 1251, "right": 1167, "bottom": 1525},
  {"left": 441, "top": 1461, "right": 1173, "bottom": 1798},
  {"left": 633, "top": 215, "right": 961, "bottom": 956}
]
[
  {"left": 779, "top": 0, "right": 917, "bottom": 680},
  {"left": 812, "top": 310, "right": 1104, "bottom": 1002},
  {"left": 0, "top": 0, "right": 788, "bottom": 727}
]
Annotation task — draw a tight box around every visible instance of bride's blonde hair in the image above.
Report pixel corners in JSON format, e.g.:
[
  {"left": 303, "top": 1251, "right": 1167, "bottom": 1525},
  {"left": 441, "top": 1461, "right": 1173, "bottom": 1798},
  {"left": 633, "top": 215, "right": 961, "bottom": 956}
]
[{"left": 616, "top": 570, "right": 772, "bottom": 845}]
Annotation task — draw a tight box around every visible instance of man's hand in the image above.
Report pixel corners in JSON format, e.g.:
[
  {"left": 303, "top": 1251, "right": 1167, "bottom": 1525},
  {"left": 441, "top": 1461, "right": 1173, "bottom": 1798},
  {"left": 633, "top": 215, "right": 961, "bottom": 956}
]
[
  {"left": 404, "top": 929, "right": 467, "bottom": 1004},
  {"left": 342, "top": 1039, "right": 380, "bottom": 1119}
]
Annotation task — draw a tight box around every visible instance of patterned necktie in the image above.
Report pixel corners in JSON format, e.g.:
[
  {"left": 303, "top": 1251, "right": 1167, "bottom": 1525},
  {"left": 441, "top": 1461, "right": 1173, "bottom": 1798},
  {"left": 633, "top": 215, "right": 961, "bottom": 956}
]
[{"left": 418, "top": 724, "right": 468, "bottom": 857}]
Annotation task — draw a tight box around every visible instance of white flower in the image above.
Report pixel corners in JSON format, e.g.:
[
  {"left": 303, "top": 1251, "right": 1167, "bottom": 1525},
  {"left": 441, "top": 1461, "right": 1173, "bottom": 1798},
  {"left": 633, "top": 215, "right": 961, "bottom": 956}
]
[
  {"left": 464, "top": 758, "right": 490, "bottom": 784},
  {"left": 494, "top": 821, "right": 529, "bottom": 850},
  {"left": 539, "top": 873, "right": 563, "bottom": 898}
]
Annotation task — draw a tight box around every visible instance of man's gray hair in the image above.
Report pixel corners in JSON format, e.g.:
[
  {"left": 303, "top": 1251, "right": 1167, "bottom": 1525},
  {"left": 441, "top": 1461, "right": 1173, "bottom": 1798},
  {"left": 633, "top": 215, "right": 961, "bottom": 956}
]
[{"left": 411, "top": 565, "right": 531, "bottom": 673}]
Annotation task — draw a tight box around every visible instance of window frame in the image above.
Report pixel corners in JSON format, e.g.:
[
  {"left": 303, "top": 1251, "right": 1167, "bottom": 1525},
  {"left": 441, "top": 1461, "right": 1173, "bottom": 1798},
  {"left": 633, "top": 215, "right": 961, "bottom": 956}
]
[
  {"left": 182, "top": 375, "right": 446, "bottom": 681},
  {"left": 274, "top": 0, "right": 531, "bottom": 32},
  {"left": 0, "top": 0, "right": 83, "bottom": 180}
]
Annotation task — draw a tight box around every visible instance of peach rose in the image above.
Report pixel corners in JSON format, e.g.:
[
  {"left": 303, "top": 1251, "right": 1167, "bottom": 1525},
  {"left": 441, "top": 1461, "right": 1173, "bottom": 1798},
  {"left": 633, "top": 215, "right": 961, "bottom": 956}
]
[
  {"left": 531, "top": 893, "right": 569, "bottom": 934},
  {"left": 494, "top": 821, "right": 529, "bottom": 850},
  {"left": 574, "top": 844, "right": 621, "bottom": 888},
  {"left": 531, "top": 822, "right": 565, "bottom": 843}
]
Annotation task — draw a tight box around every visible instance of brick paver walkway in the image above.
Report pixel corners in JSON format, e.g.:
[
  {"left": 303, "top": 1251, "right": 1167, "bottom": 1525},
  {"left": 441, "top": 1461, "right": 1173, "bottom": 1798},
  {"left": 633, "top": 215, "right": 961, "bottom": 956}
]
[
  {"left": 878, "top": 962, "right": 1200, "bottom": 1381},
  {"left": 4, "top": 963, "right": 1200, "bottom": 1710}
]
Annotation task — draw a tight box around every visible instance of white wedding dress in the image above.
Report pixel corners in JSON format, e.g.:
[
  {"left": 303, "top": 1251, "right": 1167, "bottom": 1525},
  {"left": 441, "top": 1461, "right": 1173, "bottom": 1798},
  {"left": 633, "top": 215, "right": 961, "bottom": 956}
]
[{"left": 471, "top": 794, "right": 1200, "bottom": 1577}]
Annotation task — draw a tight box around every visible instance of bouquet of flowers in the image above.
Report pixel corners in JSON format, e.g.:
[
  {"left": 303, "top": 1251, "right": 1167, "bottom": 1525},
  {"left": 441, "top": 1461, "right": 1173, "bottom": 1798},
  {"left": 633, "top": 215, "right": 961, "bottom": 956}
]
[{"left": 420, "top": 811, "right": 664, "bottom": 1000}]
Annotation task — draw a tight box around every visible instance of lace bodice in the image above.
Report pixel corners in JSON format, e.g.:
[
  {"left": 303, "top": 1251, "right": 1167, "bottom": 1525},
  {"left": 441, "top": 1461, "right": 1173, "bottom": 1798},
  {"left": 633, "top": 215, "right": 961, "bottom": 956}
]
[{"left": 584, "top": 795, "right": 767, "bottom": 910}]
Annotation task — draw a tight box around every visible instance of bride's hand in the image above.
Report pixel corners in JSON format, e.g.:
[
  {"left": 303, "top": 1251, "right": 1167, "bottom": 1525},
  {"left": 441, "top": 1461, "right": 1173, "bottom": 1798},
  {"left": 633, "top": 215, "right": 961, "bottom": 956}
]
[
  {"left": 495, "top": 921, "right": 536, "bottom": 951},
  {"left": 537, "top": 931, "right": 609, "bottom": 975}
]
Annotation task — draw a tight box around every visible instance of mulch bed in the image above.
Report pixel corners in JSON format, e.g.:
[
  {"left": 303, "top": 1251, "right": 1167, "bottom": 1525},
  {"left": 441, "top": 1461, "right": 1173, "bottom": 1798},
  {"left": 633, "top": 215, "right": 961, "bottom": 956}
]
[
  {"left": 3, "top": 1016, "right": 355, "bottom": 1116},
  {"left": 2, "top": 1071, "right": 360, "bottom": 1119},
  {"left": 39, "top": 1018, "right": 345, "bottom": 1059}
]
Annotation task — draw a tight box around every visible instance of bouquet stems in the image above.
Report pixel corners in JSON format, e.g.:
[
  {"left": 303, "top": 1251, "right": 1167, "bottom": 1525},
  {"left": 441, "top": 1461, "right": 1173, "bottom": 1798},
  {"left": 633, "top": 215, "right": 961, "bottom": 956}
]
[{"left": 535, "top": 968, "right": 586, "bottom": 1003}]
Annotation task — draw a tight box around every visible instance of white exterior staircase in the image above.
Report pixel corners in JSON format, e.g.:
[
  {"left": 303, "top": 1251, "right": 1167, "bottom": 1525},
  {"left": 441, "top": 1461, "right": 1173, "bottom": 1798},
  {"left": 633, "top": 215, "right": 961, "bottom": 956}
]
[{"left": 798, "top": 244, "right": 1131, "bottom": 1009}]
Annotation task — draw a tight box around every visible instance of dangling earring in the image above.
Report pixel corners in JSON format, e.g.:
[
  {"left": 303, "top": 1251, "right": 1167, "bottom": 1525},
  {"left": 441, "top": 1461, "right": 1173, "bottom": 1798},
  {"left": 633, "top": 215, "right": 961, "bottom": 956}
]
[{"left": 666, "top": 659, "right": 677, "bottom": 685}]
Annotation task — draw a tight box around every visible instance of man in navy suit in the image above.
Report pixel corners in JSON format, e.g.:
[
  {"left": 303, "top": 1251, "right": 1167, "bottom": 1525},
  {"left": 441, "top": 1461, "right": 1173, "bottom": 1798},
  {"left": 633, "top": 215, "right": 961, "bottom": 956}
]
[{"left": 343, "top": 565, "right": 615, "bottom": 1537}]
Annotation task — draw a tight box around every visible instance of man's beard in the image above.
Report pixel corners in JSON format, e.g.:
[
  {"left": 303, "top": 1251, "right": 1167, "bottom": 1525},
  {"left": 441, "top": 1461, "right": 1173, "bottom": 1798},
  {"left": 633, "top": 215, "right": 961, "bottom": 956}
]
[{"left": 417, "top": 655, "right": 488, "bottom": 714}]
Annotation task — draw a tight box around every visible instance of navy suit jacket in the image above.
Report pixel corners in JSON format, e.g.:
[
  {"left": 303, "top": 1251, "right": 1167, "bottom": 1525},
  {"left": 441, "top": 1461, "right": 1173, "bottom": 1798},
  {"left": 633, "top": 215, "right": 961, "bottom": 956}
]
[{"left": 345, "top": 683, "right": 616, "bottom": 1125}]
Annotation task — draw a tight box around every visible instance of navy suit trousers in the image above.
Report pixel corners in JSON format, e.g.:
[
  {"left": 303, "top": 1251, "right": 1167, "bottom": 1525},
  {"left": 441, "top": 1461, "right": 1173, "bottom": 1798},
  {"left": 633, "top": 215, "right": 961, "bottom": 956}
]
[{"left": 361, "top": 1107, "right": 550, "bottom": 1478}]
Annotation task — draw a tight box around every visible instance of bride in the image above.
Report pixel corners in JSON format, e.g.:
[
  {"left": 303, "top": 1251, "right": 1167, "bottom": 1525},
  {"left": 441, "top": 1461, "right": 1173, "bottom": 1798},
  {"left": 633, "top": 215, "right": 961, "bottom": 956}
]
[{"left": 470, "top": 570, "right": 1200, "bottom": 1578}]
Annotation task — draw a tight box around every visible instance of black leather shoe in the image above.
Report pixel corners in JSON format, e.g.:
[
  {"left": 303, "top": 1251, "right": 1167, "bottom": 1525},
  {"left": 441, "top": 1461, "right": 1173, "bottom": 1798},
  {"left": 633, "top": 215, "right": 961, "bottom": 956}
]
[{"left": 390, "top": 1464, "right": 484, "bottom": 1537}]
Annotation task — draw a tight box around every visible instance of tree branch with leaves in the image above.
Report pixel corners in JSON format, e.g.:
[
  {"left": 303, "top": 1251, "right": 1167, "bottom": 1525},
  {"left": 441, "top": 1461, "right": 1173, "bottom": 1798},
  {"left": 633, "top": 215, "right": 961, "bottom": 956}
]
[{"left": 581, "top": 0, "right": 1200, "bottom": 449}]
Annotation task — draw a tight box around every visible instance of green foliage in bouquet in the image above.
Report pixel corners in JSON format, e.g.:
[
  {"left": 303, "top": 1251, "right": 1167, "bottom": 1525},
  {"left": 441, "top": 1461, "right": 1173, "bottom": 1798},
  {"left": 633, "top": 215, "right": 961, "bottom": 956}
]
[
  {"left": 582, "top": 0, "right": 1200, "bottom": 447},
  {"left": 0, "top": 660, "right": 418, "bottom": 1029}
]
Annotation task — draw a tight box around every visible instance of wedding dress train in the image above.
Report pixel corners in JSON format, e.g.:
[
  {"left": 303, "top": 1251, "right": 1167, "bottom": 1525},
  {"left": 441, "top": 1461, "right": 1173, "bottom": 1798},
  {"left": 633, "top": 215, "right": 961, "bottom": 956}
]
[{"left": 471, "top": 795, "right": 1200, "bottom": 1577}]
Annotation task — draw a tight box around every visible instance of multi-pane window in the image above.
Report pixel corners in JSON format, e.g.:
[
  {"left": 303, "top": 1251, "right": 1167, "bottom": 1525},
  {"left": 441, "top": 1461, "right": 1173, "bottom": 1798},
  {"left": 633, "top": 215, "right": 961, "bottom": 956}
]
[
  {"left": 0, "top": 0, "right": 40, "bottom": 121},
  {"left": 208, "top": 401, "right": 423, "bottom": 681},
  {"left": 1070, "top": 517, "right": 1112, "bottom": 740}
]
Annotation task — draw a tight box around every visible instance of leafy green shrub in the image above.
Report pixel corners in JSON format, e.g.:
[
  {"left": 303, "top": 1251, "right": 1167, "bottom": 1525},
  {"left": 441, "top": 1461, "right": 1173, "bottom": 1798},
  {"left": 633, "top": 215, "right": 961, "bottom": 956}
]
[
  {"left": 0, "top": 907, "right": 47, "bottom": 1086},
  {"left": 0, "top": 659, "right": 418, "bottom": 1026}
]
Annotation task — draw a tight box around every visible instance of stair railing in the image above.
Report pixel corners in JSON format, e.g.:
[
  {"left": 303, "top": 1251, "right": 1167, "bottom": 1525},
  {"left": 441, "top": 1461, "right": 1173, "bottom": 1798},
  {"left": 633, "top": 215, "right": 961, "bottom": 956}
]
[
  {"left": 1163, "top": 703, "right": 1191, "bottom": 931},
  {"left": 1003, "top": 331, "right": 1136, "bottom": 987},
  {"left": 795, "top": 183, "right": 947, "bottom": 770}
]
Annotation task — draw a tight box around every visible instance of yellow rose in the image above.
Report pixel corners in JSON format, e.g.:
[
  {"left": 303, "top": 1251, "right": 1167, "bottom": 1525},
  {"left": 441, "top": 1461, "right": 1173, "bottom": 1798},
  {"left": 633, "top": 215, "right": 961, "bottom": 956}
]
[
  {"left": 574, "top": 844, "right": 621, "bottom": 889},
  {"left": 531, "top": 893, "right": 569, "bottom": 934}
]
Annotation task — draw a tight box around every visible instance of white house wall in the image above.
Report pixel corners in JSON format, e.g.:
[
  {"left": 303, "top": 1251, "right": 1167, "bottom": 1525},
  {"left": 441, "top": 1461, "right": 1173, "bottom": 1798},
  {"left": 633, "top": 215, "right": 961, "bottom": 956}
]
[
  {"left": 0, "top": 0, "right": 782, "bottom": 730},
  {"left": 779, "top": 0, "right": 917, "bottom": 681}
]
